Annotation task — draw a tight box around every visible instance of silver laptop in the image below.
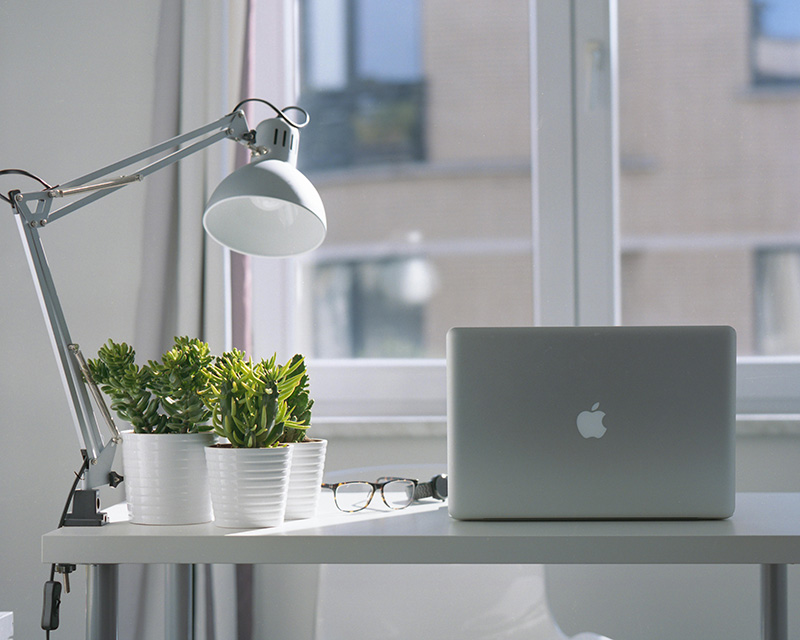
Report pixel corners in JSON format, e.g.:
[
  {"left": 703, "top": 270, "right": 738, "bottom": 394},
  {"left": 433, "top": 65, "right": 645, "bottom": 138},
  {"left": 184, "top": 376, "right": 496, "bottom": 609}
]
[{"left": 447, "top": 326, "right": 736, "bottom": 520}]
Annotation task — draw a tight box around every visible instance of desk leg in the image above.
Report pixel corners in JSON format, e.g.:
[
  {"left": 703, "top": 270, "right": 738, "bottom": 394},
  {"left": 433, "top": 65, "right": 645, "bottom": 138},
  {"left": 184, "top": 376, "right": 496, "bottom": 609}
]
[
  {"left": 86, "top": 564, "right": 117, "bottom": 640},
  {"left": 165, "top": 564, "right": 194, "bottom": 640},
  {"left": 761, "top": 564, "right": 788, "bottom": 640}
]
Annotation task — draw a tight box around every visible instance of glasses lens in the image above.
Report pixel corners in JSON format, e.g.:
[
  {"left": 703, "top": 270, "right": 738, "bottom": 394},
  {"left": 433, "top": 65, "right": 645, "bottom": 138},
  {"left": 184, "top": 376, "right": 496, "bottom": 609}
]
[
  {"left": 382, "top": 480, "right": 415, "bottom": 509},
  {"left": 334, "top": 482, "right": 374, "bottom": 512}
]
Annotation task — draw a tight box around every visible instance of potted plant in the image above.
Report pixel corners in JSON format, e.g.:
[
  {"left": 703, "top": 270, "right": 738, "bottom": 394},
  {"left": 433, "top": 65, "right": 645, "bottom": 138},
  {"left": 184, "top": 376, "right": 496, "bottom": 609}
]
[
  {"left": 87, "top": 336, "right": 216, "bottom": 525},
  {"left": 201, "top": 350, "right": 307, "bottom": 528},
  {"left": 278, "top": 355, "right": 328, "bottom": 520}
]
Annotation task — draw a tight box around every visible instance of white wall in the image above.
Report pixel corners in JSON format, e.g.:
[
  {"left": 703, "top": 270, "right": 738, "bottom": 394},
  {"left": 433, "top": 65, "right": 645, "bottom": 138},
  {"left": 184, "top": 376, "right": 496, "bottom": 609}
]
[{"left": 0, "top": 2, "right": 160, "bottom": 637}]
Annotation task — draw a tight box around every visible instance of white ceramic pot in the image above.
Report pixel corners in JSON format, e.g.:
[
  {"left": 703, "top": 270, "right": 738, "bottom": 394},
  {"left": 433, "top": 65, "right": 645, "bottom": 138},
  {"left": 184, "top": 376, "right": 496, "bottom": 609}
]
[
  {"left": 121, "top": 430, "right": 215, "bottom": 525},
  {"left": 205, "top": 445, "right": 293, "bottom": 528},
  {"left": 285, "top": 438, "right": 328, "bottom": 520}
]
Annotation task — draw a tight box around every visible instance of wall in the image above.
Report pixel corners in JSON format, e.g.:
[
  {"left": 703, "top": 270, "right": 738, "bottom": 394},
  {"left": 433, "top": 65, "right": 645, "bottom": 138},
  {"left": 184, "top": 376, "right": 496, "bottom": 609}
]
[{"left": 0, "top": 1, "right": 160, "bottom": 637}]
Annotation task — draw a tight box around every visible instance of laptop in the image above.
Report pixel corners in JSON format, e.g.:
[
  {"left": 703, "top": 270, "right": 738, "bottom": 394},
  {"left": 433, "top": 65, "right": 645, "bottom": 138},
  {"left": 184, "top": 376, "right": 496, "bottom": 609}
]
[{"left": 446, "top": 326, "right": 736, "bottom": 520}]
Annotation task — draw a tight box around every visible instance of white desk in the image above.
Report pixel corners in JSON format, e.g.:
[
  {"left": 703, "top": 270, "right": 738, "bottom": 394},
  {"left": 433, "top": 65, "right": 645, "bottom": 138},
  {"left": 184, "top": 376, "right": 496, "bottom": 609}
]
[{"left": 43, "top": 492, "right": 800, "bottom": 640}]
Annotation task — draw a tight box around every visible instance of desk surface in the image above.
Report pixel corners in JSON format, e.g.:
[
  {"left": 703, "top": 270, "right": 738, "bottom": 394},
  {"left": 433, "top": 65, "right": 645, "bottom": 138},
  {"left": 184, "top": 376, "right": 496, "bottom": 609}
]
[{"left": 42, "top": 492, "right": 800, "bottom": 566}]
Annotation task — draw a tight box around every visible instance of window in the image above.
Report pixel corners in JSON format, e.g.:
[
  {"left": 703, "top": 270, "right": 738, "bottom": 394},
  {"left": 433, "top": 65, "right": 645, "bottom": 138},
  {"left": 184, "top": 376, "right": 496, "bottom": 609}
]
[
  {"left": 755, "top": 249, "right": 800, "bottom": 355},
  {"left": 252, "top": 0, "right": 537, "bottom": 419},
  {"left": 251, "top": 0, "right": 800, "bottom": 421},
  {"left": 311, "top": 257, "right": 432, "bottom": 358},
  {"left": 751, "top": 0, "right": 800, "bottom": 85},
  {"left": 293, "top": 0, "right": 535, "bottom": 363},
  {"left": 298, "top": 0, "right": 425, "bottom": 169}
]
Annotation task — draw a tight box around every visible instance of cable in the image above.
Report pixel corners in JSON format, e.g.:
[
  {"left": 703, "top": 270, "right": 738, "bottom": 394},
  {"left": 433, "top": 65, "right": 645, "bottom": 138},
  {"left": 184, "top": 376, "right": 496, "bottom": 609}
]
[
  {"left": 231, "top": 98, "right": 310, "bottom": 128},
  {"left": 0, "top": 168, "right": 54, "bottom": 204}
]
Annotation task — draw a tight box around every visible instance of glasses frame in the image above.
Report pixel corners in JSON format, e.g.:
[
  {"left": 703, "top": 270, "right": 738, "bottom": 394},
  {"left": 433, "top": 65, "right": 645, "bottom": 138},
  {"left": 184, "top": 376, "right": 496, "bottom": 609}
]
[{"left": 322, "top": 478, "right": 419, "bottom": 513}]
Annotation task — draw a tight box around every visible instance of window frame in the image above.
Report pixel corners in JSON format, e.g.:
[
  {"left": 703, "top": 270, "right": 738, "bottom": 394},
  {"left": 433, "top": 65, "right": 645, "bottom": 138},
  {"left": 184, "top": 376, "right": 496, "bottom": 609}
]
[{"left": 252, "top": 0, "right": 800, "bottom": 422}]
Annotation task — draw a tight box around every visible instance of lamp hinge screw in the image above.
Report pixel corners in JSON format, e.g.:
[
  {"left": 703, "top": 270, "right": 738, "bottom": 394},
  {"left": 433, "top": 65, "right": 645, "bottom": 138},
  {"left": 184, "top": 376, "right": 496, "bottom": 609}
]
[{"left": 15, "top": 193, "right": 23, "bottom": 202}]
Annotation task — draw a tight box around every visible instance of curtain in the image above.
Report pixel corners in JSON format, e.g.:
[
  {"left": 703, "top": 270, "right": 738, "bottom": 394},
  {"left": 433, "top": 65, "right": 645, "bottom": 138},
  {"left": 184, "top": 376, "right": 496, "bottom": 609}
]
[
  {"left": 134, "top": 0, "right": 250, "bottom": 361},
  {"left": 122, "top": 0, "right": 251, "bottom": 638}
]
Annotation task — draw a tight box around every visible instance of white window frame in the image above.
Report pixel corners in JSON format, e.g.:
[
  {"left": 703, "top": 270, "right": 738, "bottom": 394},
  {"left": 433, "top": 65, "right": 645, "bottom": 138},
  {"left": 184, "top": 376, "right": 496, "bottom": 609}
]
[
  {"left": 253, "top": 0, "right": 800, "bottom": 422},
  {"left": 532, "top": 0, "right": 619, "bottom": 327}
]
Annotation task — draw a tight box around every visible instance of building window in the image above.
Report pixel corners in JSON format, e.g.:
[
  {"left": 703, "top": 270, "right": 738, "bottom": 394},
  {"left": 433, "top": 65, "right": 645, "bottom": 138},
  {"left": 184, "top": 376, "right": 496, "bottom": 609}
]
[
  {"left": 751, "top": 0, "right": 800, "bottom": 85},
  {"left": 310, "top": 257, "right": 437, "bottom": 358},
  {"left": 298, "top": 0, "right": 426, "bottom": 170},
  {"left": 756, "top": 249, "right": 800, "bottom": 354}
]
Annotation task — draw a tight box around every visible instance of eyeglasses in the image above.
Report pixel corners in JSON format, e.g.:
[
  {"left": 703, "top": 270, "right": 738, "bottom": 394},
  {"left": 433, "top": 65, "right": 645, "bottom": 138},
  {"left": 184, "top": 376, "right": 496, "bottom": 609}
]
[
  {"left": 322, "top": 474, "right": 448, "bottom": 513},
  {"left": 322, "top": 478, "right": 419, "bottom": 513}
]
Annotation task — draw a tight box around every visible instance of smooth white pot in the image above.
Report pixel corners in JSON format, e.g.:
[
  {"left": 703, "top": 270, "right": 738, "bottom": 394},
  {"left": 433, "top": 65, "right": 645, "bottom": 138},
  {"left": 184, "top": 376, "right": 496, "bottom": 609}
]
[
  {"left": 285, "top": 438, "right": 328, "bottom": 520},
  {"left": 205, "top": 445, "right": 293, "bottom": 528},
  {"left": 121, "top": 430, "right": 215, "bottom": 525}
]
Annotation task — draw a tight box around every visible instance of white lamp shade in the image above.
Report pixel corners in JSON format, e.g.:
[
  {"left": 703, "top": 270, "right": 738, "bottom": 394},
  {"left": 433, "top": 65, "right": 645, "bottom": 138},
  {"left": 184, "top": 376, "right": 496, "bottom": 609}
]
[{"left": 203, "top": 157, "right": 326, "bottom": 257}]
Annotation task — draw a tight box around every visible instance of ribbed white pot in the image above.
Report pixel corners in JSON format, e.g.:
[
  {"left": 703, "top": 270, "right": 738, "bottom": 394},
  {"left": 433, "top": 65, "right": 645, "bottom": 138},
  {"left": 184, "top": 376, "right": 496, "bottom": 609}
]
[
  {"left": 285, "top": 438, "right": 328, "bottom": 520},
  {"left": 121, "top": 430, "right": 215, "bottom": 525},
  {"left": 205, "top": 445, "right": 293, "bottom": 528}
]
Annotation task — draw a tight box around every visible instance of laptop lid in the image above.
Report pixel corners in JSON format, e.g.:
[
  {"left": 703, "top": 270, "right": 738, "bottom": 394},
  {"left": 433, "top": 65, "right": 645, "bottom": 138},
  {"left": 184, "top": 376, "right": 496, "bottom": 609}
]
[{"left": 446, "top": 326, "right": 736, "bottom": 520}]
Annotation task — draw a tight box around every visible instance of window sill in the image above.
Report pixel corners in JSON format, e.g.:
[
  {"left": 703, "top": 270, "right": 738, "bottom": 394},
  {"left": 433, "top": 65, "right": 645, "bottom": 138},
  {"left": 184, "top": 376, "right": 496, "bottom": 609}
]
[
  {"left": 311, "top": 417, "right": 446, "bottom": 439},
  {"left": 737, "top": 416, "right": 800, "bottom": 436},
  {"left": 311, "top": 416, "right": 800, "bottom": 438}
]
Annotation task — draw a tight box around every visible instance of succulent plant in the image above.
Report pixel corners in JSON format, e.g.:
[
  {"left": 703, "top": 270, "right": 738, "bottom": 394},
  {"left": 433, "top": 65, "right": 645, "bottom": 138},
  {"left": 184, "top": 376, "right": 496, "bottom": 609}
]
[
  {"left": 147, "top": 337, "right": 214, "bottom": 433},
  {"left": 87, "top": 337, "right": 214, "bottom": 434},
  {"left": 87, "top": 340, "right": 166, "bottom": 433},
  {"left": 279, "top": 353, "right": 314, "bottom": 444},
  {"left": 201, "top": 350, "right": 309, "bottom": 448}
]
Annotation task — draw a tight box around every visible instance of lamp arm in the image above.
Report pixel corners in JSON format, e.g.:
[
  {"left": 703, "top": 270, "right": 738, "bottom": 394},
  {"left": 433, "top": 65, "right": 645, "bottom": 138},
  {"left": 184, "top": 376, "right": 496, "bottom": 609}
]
[
  {"left": 14, "top": 214, "right": 114, "bottom": 489},
  {"left": 14, "top": 109, "right": 252, "bottom": 226},
  {"left": 9, "top": 108, "right": 252, "bottom": 490}
]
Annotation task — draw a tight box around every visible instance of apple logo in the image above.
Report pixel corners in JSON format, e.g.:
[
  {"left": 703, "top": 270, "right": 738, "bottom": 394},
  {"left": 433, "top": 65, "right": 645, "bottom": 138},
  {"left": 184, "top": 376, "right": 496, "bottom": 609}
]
[{"left": 576, "top": 402, "right": 607, "bottom": 439}]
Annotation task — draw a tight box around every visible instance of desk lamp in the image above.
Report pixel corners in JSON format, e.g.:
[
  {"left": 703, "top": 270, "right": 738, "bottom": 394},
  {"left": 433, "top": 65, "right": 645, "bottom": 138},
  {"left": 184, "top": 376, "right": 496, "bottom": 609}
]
[{"left": 2, "top": 98, "right": 326, "bottom": 526}]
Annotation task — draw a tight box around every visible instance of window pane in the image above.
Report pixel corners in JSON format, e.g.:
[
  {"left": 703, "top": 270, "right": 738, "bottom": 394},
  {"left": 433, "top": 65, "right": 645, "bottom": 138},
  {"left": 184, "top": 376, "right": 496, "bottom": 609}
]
[
  {"left": 619, "top": 1, "right": 800, "bottom": 355},
  {"left": 356, "top": 0, "right": 421, "bottom": 82},
  {"left": 752, "top": 0, "right": 800, "bottom": 83},
  {"left": 756, "top": 0, "right": 800, "bottom": 39},
  {"left": 305, "top": 0, "right": 348, "bottom": 90},
  {"left": 296, "top": 0, "right": 533, "bottom": 359}
]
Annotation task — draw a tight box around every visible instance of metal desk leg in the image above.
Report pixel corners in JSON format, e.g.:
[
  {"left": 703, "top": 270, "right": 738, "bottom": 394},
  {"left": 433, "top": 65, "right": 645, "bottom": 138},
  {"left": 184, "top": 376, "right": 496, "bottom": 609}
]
[
  {"left": 86, "top": 564, "right": 117, "bottom": 640},
  {"left": 165, "top": 564, "right": 194, "bottom": 640},
  {"left": 761, "top": 564, "right": 788, "bottom": 640}
]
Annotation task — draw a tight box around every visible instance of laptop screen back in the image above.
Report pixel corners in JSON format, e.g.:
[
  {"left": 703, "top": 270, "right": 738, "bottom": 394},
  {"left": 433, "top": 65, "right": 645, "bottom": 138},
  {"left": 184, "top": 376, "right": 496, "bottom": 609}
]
[{"left": 446, "top": 326, "right": 736, "bottom": 520}]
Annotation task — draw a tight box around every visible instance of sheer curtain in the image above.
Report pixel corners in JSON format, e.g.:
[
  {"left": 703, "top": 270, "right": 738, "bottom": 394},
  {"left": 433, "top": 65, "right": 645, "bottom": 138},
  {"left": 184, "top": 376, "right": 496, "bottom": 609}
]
[
  {"left": 133, "top": 0, "right": 250, "bottom": 360},
  {"left": 121, "top": 0, "right": 251, "bottom": 638}
]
